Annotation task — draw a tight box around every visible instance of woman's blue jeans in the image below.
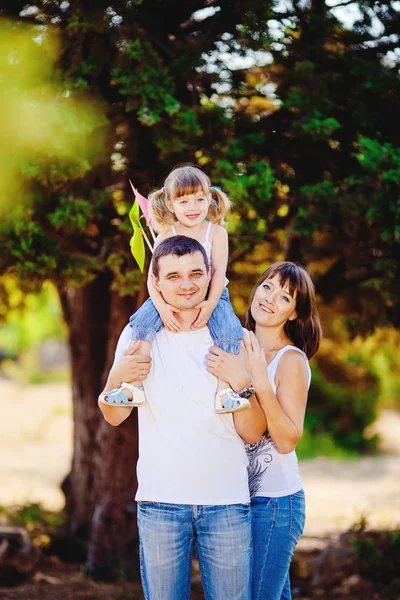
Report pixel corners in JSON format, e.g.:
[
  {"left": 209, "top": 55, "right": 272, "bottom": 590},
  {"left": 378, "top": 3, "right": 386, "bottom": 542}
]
[
  {"left": 129, "top": 287, "right": 243, "bottom": 354},
  {"left": 251, "top": 490, "right": 306, "bottom": 600},
  {"left": 137, "top": 502, "right": 252, "bottom": 600}
]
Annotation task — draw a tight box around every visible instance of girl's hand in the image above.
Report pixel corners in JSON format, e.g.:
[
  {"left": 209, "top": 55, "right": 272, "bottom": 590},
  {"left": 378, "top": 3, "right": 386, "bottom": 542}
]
[
  {"left": 243, "top": 331, "right": 268, "bottom": 385},
  {"left": 191, "top": 300, "right": 214, "bottom": 329},
  {"left": 159, "top": 304, "right": 181, "bottom": 333},
  {"left": 108, "top": 342, "right": 152, "bottom": 387}
]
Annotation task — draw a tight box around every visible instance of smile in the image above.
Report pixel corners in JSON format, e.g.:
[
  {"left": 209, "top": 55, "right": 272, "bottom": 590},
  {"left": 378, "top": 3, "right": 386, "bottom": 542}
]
[
  {"left": 259, "top": 303, "right": 274, "bottom": 314},
  {"left": 186, "top": 214, "right": 200, "bottom": 219}
]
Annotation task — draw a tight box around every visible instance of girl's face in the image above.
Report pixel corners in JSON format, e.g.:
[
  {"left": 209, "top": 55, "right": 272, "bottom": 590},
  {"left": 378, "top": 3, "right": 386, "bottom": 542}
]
[
  {"left": 251, "top": 274, "right": 297, "bottom": 328},
  {"left": 168, "top": 189, "right": 210, "bottom": 228}
]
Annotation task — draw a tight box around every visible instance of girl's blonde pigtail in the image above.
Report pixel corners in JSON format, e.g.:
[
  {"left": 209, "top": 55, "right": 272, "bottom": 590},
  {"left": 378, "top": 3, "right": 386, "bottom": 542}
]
[
  {"left": 148, "top": 189, "right": 175, "bottom": 232},
  {"left": 208, "top": 187, "right": 232, "bottom": 227}
]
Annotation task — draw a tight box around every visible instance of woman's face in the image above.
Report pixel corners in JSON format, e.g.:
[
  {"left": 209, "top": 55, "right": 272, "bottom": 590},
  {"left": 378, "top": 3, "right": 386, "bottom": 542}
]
[{"left": 251, "top": 274, "right": 297, "bottom": 328}]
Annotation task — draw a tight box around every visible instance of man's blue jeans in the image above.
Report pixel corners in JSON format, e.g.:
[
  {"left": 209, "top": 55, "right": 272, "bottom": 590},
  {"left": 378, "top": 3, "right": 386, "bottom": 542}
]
[
  {"left": 251, "top": 490, "right": 306, "bottom": 600},
  {"left": 137, "top": 502, "right": 252, "bottom": 600}
]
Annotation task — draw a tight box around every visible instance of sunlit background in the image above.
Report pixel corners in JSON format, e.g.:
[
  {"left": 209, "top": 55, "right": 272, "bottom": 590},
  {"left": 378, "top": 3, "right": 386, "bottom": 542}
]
[{"left": 0, "top": 2, "right": 399, "bottom": 597}]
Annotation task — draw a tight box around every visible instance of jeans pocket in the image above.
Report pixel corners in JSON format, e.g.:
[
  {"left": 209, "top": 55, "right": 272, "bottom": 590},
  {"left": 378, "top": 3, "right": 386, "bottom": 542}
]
[
  {"left": 236, "top": 502, "right": 251, "bottom": 513},
  {"left": 137, "top": 501, "right": 159, "bottom": 512},
  {"left": 292, "top": 489, "right": 305, "bottom": 499},
  {"left": 289, "top": 491, "right": 306, "bottom": 543}
]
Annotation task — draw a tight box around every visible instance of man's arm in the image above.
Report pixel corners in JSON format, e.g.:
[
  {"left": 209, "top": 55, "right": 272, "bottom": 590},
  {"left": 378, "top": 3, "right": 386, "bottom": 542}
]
[{"left": 99, "top": 335, "right": 152, "bottom": 427}]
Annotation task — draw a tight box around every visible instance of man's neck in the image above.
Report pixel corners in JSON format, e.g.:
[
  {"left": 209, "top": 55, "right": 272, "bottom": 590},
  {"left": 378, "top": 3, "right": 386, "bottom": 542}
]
[{"left": 175, "top": 308, "right": 200, "bottom": 332}]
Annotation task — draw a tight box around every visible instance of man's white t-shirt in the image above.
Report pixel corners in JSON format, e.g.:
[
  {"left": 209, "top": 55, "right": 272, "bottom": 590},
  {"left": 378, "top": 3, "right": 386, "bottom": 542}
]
[{"left": 114, "top": 325, "right": 250, "bottom": 506}]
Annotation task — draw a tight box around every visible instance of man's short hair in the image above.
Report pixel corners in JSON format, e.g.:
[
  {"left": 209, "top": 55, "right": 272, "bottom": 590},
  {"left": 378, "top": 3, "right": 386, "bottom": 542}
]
[{"left": 152, "top": 235, "right": 209, "bottom": 277}]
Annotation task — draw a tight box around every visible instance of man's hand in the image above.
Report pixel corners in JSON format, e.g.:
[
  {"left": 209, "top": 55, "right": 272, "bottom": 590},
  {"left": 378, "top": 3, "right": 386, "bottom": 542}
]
[
  {"left": 191, "top": 300, "right": 214, "bottom": 329},
  {"left": 107, "top": 341, "right": 152, "bottom": 388},
  {"left": 206, "top": 345, "right": 250, "bottom": 390},
  {"left": 159, "top": 304, "right": 181, "bottom": 333}
]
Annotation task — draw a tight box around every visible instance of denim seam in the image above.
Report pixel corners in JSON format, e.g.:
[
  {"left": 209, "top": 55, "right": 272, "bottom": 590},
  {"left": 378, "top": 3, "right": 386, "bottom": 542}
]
[
  {"left": 130, "top": 328, "right": 157, "bottom": 343},
  {"left": 292, "top": 490, "right": 305, "bottom": 498},
  {"left": 130, "top": 327, "right": 157, "bottom": 334},
  {"left": 138, "top": 529, "right": 150, "bottom": 600},
  {"left": 196, "top": 540, "right": 211, "bottom": 600},
  {"left": 182, "top": 525, "right": 192, "bottom": 600},
  {"left": 289, "top": 493, "right": 305, "bottom": 542},
  {"left": 255, "top": 498, "right": 277, "bottom": 600}
]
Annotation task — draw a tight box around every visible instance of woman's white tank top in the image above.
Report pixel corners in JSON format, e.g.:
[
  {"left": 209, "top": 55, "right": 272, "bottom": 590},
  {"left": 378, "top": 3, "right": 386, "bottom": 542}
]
[{"left": 245, "top": 345, "right": 311, "bottom": 498}]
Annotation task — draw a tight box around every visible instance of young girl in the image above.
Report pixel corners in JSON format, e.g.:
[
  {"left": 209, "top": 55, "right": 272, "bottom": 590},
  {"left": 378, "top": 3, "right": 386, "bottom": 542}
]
[{"left": 104, "top": 165, "right": 249, "bottom": 413}]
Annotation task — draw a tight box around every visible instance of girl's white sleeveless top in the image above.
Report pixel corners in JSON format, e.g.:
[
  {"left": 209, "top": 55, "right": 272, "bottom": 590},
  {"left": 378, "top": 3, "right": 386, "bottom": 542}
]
[
  {"left": 245, "top": 345, "right": 311, "bottom": 498},
  {"left": 171, "top": 222, "right": 229, "bottom": 286},
  {"left": 171, "top": 222, "right": 213, "bottom": 268}
]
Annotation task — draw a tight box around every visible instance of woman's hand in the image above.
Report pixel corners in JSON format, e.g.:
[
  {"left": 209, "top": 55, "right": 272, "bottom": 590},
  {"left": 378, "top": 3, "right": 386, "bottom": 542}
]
[
  {"left": 243, "top": 331, "right": 269, "bottom": 386},
  {"left": 108, "top": 341, "right": 152, "bottom": 387},
  {"left": 191, "top": 300, "right": 214, "bottom": 329},
  {"left": 206, "top": 345, "right": 250, "bottom": 390},
  {"left": 159, "top": 303, "right": 181, "bottom": 333}
]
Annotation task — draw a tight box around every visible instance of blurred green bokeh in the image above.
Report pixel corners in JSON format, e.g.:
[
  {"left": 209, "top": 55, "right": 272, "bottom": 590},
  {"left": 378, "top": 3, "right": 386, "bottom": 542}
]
[{"left": 0, "top": 18, "right": 107, "bottom": 214}]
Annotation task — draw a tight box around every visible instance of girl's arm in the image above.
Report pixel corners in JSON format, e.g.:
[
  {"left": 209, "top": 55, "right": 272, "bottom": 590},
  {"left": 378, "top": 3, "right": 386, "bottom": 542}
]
[
  {"left": 146, "top": 229, "right": 182, "bottom": 333},
  {"left": 244, "top": 332, "right": 309, "bottom": 454},
  {"left": 207, "top": 225, "right": 228, "bottom": 308},
  {"left": 146, "top": 229, "right": 168, "bottom": 310},
  {"left": 191, "top": 225, "right": 228, "bottom": 329}
]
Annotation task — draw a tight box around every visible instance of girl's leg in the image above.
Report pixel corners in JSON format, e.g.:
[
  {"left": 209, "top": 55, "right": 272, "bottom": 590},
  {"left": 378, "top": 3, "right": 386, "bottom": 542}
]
[
  {"left": 207, "top": 289, "right": 245, "bottom": 412},
  {"left": 251, "top": 491, "right": 305, "bottom": 600},
  {"left": 128, "top": 298, "right": 164, "bottom": 392}
]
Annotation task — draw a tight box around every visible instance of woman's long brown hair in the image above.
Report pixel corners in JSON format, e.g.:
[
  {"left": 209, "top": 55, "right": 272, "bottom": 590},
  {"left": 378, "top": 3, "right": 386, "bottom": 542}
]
[{"left": 245, "top": 262, "right": 322, "bottom": 358}]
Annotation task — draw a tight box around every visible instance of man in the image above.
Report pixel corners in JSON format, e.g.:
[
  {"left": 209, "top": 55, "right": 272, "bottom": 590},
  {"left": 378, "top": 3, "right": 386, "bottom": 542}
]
[{"left": 99, "top": 236, "right": 264, "bottom": 600}]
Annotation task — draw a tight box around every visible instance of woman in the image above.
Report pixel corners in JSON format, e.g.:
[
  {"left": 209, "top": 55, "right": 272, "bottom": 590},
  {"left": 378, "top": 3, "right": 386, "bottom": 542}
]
[{"left": 206, "top": 261, "right": 322, "bottom": 600}]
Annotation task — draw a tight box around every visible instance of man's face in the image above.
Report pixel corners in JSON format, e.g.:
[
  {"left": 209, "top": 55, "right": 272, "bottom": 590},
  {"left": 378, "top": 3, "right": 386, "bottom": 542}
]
[{"left": 153, "top": 251, "right": 210, "bottom": 310}]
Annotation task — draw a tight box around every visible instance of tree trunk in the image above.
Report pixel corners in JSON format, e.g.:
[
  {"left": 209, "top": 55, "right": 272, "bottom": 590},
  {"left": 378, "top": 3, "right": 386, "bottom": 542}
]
[
  {"left": 58, "top": 273, "right": 146, "bottom": 577},
  {"left": 284, "top": 232, "right": 304, "bottom": 264},
  {"left": 58, "top": 273, "right": 113, "bottom": 547},
  {"left": 87, "top": 290, "right": 144, "bottom": 580}
]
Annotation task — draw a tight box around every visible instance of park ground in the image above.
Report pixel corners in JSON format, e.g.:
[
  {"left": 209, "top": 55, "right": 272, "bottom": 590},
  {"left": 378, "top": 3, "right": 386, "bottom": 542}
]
[{"left": 0, "top": 379, "right": 399, "bottom": 599}]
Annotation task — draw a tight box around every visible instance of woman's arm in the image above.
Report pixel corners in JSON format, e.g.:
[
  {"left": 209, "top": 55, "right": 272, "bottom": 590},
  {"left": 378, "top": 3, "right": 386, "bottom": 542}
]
[
  {"left": 244, "top": 332, "right": 309, "bottom": 454},
  {"left": 206, "top": 345, "right": 266, "bottom": 443}
]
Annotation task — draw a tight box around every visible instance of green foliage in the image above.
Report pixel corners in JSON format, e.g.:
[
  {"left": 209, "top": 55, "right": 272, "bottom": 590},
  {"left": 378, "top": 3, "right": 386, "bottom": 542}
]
[
  {"left": 112, "top": 38, "right": 180, "bottom": 125},
  {"left": 0, "top": 278, "right": 66, "bottom": 365},
  {"left": 352, "top": 529, "right": 400, "bottom": 585},
  {"left": 301, "top": 111, "right": 341, "bottom": 139},
  {"left": 0, "top": 503, "right": 65, "bottom": 549},
  {"left": 348, "top": 328, "right": 400, "bottom": 409},
  {"left": 296, "top": 428, "right": 359, "bottom": 460},
  {"left": 1, "top": 1, "right": 399, "bottom": 337},
  {"left": 212, "top": 155, "right": 275, "bottom": 239},
  {"left": 306, "top": 348, "right": 380, "bottom": 453}
]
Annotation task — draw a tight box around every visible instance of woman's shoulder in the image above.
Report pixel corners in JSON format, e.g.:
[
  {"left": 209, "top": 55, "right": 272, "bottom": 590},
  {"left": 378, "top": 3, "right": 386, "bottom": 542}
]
[
  {"left": 276, "top": 346, "right": 308, "bottom": 366},
  {"left": 275, "top": 347, "right": 310, "bottom": 384}
]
